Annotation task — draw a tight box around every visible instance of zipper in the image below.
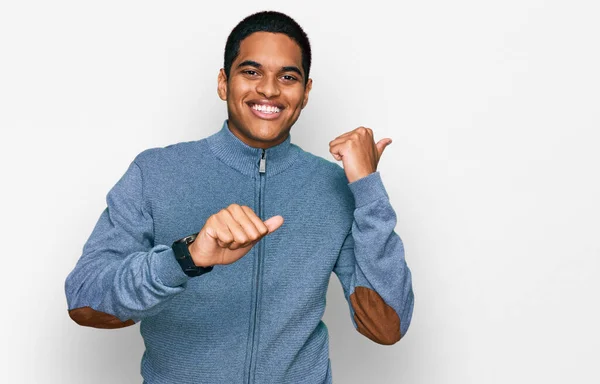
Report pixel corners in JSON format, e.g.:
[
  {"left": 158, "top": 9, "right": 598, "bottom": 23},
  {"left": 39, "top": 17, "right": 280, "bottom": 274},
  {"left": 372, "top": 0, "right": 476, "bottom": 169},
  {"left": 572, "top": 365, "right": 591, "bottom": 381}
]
[
  {"left": 246, "top": 148, "right": 266, "bottom": 384},
  {"left": 259, "top": 149, "right": 266, "bottom": 173}
]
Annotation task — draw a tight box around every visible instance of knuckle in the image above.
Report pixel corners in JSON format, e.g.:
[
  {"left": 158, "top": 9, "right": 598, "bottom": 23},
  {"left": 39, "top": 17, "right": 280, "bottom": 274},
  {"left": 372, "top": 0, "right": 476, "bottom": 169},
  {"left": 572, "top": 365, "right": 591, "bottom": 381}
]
[
  {"left": 220, "top": 233, "right": 232, "bottom": 243},
  {"left": 208, "top": 215, "right": 220, "bottom": 226},
  {"left": 353, "top": 126, "right": 365, "bottom": 135},
  {"left": 258, "top": 225, "right": 269, "bottom": 236},
  {"left": 221, "top": 229, "right": 233, "bottom": 240}
]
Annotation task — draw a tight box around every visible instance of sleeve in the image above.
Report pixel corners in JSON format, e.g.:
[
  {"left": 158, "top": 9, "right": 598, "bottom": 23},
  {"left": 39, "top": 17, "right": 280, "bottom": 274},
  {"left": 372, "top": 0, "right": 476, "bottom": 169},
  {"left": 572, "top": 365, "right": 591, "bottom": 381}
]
[
  {"left": 64, "top": 159, "right": 193, "bottom": 329},
  {"left": 333, "top": 171, "right": 415, "bottom": 345}
]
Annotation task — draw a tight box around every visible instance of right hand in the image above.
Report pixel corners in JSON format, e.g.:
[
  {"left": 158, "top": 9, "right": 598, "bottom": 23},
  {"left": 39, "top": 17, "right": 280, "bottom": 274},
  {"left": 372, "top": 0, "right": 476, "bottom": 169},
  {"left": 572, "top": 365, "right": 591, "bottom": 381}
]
[{"left": 188, "top": 203, "right": 284, "bottom": 267}]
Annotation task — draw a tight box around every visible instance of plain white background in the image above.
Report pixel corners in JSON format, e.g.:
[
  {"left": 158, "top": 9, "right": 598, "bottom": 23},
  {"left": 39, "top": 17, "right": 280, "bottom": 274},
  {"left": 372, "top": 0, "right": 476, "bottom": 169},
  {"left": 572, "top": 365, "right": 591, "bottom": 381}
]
[{"left": 1, "top": 0, "right": 599, "bottom": 383}]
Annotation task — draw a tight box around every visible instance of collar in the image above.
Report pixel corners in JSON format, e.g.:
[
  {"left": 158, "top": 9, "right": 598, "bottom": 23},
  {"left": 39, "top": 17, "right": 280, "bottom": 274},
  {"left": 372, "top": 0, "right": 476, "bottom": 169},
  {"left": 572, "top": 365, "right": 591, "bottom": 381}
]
[{"left": 206, "top": 120, "right": 300, "bottom": 177}]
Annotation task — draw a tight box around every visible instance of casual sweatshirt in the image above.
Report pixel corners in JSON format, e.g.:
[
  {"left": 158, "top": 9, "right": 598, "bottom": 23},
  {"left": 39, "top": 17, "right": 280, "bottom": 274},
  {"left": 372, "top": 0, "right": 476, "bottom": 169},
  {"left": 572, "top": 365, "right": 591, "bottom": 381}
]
[{"left": 64, "top": 120, "right": 415, "bottom": 384}]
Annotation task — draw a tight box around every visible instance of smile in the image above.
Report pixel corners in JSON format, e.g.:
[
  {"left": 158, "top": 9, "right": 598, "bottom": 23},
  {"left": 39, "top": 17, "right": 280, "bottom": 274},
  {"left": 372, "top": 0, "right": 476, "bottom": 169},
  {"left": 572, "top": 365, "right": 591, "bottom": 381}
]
[
  {"left": 247, "top": 102, "right": 284, "bottom": 120},
  {"left": 252, "top": 104, "right": 281, "bottom": 114}
]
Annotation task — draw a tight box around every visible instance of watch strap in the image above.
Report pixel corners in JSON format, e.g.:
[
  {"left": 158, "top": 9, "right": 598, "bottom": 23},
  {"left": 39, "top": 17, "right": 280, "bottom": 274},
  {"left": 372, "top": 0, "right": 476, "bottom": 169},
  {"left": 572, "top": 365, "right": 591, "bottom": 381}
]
[{"left": 172, "top": 234, "right": 213, "bottom": 277}]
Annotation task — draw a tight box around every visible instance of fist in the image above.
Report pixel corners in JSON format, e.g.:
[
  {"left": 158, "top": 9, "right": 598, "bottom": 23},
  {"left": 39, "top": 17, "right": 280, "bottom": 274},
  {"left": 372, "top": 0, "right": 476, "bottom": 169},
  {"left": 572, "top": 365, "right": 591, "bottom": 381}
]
[
  {"left": 189, "top": 203, "right": 284, "bottom": 267},
  {"left": 328, "top": 126, "right": 392, "bottom": 183}
]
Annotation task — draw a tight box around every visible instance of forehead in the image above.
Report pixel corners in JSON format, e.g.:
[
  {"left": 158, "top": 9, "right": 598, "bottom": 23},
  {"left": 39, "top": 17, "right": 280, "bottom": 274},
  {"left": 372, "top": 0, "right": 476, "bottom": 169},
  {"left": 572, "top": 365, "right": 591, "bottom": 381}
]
[{"left": 236, "top": 32, "right": 303, "bottom": 72}]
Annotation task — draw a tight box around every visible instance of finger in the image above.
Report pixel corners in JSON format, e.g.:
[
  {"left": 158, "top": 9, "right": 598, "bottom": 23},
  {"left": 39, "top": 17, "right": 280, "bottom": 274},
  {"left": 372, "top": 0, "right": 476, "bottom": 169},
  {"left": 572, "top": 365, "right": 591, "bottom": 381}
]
[
  {"left": 206, "top": 215, "right": 234, "bottom": 246},
  {"left": 217, "top": 238, "right": 232, "bottom": 248},
  {"left": 329, "top": 142, "right": 347, "bottom": 161},
  {"left": 328, "top": 127, "right": 361, "bottom": 148},
  {"left": 375, "top": 138, "right": 392, "bottom": 157},
  {"left": 357, "top": 126, "right": 373, "bottom": 136},
  {"left": 329, "top": 132, "right": 362, "bottom": 151},
  {"left": 328, "top": 135, "right": 350, "bottom": 149},
  {"left": 228, "top": 204, "right": 262, "bottom": 244},
  {"left": 330, "top": 126, "right": 370, "bottom": 143},
  {"left": 220, "top": 209, "right": 250, "bottom": 249},
  {"left": 241, "top": 205, "right": 269, "bottom": 237},
  {"left": 263, "top": 215, "right": 284, "bottom": 233},
  {"left": 215, "top": 226, "right": 235, "bottom": 249},
  {"left": 209, "top": 211, "right": 238, "bottom": 249}
]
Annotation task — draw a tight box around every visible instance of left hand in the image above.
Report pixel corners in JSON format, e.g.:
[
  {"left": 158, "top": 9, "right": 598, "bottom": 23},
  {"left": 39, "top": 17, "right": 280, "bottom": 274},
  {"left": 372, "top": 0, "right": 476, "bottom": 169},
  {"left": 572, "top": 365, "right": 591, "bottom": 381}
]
[{"left": 329, "top": 126, "right": 392, "bottom": 183}]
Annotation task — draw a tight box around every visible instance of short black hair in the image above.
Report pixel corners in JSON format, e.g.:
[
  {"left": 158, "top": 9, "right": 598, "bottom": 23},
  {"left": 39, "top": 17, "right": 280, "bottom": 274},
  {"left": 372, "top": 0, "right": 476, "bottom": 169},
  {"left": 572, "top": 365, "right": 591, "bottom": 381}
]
[{"left": 223, "top": 11, "right": 311, "bottom": 85}]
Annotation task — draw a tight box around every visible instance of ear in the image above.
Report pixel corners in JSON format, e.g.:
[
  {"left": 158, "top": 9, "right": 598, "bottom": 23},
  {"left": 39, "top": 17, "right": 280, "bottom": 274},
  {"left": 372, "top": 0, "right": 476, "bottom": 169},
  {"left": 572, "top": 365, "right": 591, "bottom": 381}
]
[
  {"left": 301, "top": 78, "right": 313, "bottom": 109},
  {"left": 217, "top": 68, "right": 228, "bottom": 101}
]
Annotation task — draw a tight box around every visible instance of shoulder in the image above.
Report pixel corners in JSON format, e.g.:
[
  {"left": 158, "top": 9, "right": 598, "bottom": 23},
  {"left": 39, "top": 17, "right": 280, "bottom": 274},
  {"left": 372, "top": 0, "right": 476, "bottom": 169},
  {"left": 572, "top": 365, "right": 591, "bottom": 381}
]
[
  {"left": 132, "top": 139, "right": 206, "bottom": 173},
  {"left": 298, "top": 147, "right": 348, "bottom": 180},
  {"left": 296, "top": 147, "right": 353, "bottom": 201}
]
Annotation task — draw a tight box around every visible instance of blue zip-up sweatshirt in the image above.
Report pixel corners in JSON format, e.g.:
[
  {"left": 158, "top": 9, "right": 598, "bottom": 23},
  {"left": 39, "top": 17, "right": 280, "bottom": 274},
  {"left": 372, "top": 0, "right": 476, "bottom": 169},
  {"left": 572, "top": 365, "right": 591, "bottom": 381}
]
[{"left": 65, "top": 120, "right": 414, "bottom": 384}]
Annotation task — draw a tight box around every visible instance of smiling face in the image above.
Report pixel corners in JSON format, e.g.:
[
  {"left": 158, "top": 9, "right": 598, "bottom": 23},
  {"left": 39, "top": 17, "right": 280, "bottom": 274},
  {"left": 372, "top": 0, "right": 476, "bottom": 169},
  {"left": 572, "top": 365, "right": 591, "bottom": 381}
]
[{"left": 217, "top": 32, "right": 313, "bottom": 149}]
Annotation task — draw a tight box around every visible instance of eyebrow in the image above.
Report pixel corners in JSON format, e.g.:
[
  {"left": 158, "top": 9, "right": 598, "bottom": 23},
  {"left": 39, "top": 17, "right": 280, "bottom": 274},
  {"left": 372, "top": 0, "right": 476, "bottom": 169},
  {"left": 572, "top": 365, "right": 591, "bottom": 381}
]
[{"left": 237, "top": 60, "right": 304, "bottom": 78}]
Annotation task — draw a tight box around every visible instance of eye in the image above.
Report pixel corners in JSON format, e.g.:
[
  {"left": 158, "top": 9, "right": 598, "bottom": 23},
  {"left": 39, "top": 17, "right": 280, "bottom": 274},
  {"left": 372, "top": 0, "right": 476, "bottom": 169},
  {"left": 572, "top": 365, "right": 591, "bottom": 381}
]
[
  {"left": 243, "top": 70, "right": 258, "bottom": 76},
  {"left": 281, "top": 75, "right": 298, "bottom": 82}
]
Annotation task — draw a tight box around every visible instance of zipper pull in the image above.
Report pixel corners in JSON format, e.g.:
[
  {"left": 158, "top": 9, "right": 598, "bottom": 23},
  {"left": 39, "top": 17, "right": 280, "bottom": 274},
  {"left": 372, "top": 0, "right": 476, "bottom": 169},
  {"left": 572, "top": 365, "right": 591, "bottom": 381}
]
[{"left": 259, "top": 149, "right": 266, "bottom": 173}]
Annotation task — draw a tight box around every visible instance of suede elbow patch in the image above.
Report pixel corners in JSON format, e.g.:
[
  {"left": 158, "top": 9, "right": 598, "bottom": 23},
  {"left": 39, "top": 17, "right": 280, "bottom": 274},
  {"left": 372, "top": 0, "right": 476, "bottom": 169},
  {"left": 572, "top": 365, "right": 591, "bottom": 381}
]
[
  {"left": 68, "top": 306, "right": 135, "bottom": 329},
  {"left": 350, "top": 286, "right": 401, "bottom": 345}
]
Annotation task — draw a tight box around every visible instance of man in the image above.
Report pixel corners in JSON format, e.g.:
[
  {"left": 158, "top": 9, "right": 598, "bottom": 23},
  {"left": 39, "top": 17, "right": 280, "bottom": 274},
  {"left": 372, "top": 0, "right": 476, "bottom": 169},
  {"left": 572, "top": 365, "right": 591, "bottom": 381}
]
[{"left": 65, "top": 10, "right": 414, "bottom": 384}]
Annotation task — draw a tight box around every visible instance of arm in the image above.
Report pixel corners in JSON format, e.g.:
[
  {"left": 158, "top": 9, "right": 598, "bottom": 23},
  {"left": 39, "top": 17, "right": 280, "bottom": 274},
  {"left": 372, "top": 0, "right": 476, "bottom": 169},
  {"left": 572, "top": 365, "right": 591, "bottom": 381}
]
[
  {"left": 333, "top": 171, "right": 414, "bottom": 345},
  {"left": 64, "top": 159, "right": 192, "bottom": 329}
]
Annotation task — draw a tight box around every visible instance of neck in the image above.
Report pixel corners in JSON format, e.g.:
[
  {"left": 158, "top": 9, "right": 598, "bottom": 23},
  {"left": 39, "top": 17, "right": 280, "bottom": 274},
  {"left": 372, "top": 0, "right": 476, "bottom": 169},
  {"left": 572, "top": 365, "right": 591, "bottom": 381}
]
[{"left": 205, "top": 120, "right": 299, "bottom": 177}]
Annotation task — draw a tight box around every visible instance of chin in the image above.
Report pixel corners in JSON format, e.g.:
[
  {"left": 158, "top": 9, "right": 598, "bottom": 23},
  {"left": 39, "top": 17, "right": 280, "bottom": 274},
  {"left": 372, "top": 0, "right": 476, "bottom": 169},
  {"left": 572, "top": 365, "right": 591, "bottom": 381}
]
[{"left": 249, "top": 120, "right": 285, "bottom": 136}]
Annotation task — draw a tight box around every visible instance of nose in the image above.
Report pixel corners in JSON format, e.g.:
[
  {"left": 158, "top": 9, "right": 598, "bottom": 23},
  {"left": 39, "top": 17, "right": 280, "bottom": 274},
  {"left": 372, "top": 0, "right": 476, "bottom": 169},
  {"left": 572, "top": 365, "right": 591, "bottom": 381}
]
[{"left": 255, "top": 74, "right": 280, "bottom": 98}]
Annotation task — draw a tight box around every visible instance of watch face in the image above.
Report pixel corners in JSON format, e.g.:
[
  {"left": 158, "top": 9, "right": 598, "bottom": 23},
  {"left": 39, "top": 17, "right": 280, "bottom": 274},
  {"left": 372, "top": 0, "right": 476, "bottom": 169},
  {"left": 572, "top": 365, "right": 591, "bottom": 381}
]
[{"left": 179, "top": 234, "right": 197, "bottom": 244}]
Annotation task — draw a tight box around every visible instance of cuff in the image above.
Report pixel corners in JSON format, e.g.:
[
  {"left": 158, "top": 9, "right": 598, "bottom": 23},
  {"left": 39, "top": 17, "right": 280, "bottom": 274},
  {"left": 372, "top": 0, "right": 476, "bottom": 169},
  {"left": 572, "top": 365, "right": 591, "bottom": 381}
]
[
  {"left": 151, "top": 246, "right": 192, "bottom": 287},
  {"left": 347, "top": 171, "right": 389, "bottom": 208}
]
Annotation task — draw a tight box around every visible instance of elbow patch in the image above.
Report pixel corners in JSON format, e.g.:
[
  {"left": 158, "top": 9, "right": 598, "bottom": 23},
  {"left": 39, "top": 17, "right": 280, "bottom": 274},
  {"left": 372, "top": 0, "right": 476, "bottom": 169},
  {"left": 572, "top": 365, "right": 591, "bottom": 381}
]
[
  {"left": 350, "top": 286, "right": 401, "bottom": 345},
  {"left": 68, "top": 307, "right": 135, "bottom": 329}
]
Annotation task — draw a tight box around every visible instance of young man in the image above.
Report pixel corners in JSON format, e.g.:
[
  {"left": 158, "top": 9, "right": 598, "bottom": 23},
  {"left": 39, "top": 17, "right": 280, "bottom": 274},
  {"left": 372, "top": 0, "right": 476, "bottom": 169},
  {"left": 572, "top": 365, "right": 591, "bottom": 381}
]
[{"left": 65, "top": 10, "right": 414, "bottom": 384}]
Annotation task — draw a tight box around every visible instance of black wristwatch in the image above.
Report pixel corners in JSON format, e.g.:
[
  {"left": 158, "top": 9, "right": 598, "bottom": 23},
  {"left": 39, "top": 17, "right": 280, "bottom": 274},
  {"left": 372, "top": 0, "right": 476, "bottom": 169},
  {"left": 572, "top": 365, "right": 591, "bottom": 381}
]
[{"left": 171, "top": 233, "right": 214, "bottom": 277}]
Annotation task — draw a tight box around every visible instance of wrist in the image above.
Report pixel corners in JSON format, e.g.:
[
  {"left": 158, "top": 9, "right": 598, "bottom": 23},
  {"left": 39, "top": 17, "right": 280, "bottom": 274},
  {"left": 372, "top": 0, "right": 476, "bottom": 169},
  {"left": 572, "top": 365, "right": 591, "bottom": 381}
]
[
  {"left": 172, "top": 234, "right": 213, "bottom": 277},
  {"left": 187, "top": 243, "right": 214, "bottom": 268}
]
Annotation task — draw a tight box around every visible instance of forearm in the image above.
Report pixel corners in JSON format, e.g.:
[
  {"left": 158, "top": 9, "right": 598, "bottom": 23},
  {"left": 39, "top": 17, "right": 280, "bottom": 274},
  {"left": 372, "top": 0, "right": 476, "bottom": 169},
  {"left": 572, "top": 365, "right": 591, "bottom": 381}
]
[
  {"left": 65, "top": 244, "right": 191, "bottom": 327},
  {"left": 344, "top": 171, "right": 415, "bottom": 343},
  {"left": 349, "top": 227, "right": 414, "bottom": 342}
]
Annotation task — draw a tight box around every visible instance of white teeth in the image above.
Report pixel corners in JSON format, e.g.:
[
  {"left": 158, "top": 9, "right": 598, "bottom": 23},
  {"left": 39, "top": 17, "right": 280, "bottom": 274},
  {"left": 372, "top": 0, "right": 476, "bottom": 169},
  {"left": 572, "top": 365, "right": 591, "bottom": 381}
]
[{"left": 252, "top": 104, "right": 280, "bottom": 114}]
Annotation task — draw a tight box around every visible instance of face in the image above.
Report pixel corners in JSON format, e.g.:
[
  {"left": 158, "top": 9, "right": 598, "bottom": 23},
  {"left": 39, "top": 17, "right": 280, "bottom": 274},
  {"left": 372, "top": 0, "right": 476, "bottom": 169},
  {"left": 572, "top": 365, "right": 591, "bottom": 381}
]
[{"left": 217, "top": 32, "right": 313, "bottom": 149}]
